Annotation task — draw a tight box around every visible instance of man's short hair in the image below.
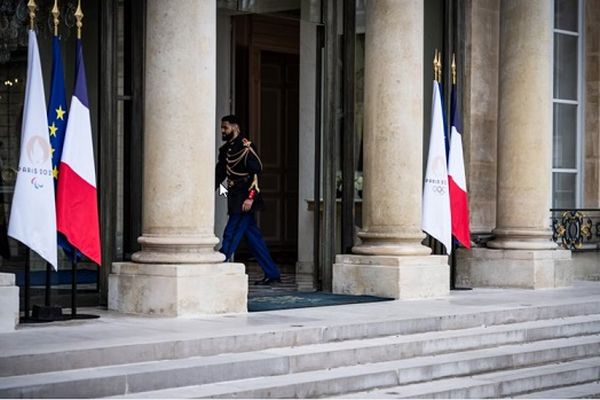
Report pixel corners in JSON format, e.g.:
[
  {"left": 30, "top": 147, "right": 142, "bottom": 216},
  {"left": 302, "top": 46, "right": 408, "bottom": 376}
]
[{"left": 221, "top": 115, "right": 240, "bottom": 126}]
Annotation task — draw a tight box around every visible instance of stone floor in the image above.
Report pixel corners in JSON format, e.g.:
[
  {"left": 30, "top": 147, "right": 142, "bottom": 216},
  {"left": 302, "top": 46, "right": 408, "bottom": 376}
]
[{"left": 246, "top": 263, "right": 298, "bottom": 296}]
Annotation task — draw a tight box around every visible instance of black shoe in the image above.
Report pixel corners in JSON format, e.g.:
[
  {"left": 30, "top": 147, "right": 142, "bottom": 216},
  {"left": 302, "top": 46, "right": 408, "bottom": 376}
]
[{"left": 254, "top": 277, "right": 282, "bottom": 286}]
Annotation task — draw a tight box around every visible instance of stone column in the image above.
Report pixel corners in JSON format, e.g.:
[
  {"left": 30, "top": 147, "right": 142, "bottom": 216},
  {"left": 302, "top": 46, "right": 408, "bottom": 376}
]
[
  {"left": 0, "top": 273, "right": 18, "bottom": 332},
  {"left": 109, "top": 0, "right": 247, "bottom": 316},
  {"left": 463, "top": 0, "right": 500, "bottom": 237},
  {"left": 457, "top": 0, "right": 571, "bottom": 289},
  {"left": 333, "top": 0, "right": 449, "bottom": 299},
  {"left": 296, "top": 0, "right": 317, "bottom": 291}
]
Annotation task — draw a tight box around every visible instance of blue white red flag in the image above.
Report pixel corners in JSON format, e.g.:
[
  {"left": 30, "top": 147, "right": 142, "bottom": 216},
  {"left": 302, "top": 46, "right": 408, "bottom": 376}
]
[
  {"left": 56, "top": 39, "right": 101, "bottom": 265},
  {"left": 448, "top": 84, "right": 471, "bottom": 248}
]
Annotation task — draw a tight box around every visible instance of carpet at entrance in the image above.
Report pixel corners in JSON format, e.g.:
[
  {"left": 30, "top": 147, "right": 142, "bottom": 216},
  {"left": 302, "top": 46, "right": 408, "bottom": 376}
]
[{"left": 248, "top": 292, "right": 392, "bottom": 312}]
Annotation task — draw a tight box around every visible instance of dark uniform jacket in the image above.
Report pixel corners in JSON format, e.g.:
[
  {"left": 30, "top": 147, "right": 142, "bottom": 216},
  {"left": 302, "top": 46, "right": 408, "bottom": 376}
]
[{"left": 215, "top": 135, "right": 264, "bottom": 214}]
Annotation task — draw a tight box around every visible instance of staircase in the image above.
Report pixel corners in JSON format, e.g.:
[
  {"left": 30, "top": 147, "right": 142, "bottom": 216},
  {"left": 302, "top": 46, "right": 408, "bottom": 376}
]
[{"left": 1, "top": 299, "right": 600, "bottom": 398}]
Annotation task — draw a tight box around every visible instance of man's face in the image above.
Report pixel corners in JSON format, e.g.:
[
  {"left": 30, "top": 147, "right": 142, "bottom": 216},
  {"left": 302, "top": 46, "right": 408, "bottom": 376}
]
[{"left": 221, "top": 121, "right": 238, "bottom": 141}]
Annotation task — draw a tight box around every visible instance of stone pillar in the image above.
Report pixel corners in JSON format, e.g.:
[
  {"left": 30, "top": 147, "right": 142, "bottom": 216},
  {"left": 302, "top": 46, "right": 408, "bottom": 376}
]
[
  {"left": 0, "top": 273, "right": 18, "bottom": 332},
  {"left": 456, "top": 0, "right": 571, "bottom": 289},
  {"left": 296, "top": 0, "right": 318, "bottom": 292},
  {"left": 463, "top": 0, "right": 500, "bottom": 237},
  {"left": 109, "top": 0, "right": 247, "bottom": 316},
  {"left": 333, "top": 0, "right": 449, "bottom": 299}
]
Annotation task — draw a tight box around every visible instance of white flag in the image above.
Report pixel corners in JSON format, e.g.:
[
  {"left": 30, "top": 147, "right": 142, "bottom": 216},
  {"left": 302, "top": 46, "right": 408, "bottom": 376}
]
[
  {"left": 422, "top": 81, "right": 452, "bottom": 254},
  {"left": 8, "top": 31, "right": 57, "bottom": 269}
]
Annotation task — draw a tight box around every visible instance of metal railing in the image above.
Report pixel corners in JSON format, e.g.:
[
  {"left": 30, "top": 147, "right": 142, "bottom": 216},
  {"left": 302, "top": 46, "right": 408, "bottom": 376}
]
[{"left": 551, "top": 209, "right": 600, "bottom": 251}]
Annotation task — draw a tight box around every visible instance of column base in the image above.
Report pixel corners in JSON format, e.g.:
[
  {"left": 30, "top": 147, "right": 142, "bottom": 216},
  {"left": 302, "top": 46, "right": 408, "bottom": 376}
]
[
  {"left": 296, "top": 261, "right": 316, "bottom": 292},
  {"left": 108, "top": 262, "right": 247, "bottom": 316},
  {"left": 0, "top": 273, "right": 18, "bottom": 332},
  {"left": 455, "top": 248, "right": 573, "bottom": 289},
  {"left": 132, "top": 234, "right": 225, "bottom": 264},
  {"left": 333, "top": 254, "right": 449, "bottom": 299}
]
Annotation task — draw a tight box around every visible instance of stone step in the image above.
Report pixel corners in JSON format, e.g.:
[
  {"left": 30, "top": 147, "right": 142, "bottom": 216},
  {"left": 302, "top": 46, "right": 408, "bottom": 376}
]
[
  {"left": 4, "top": 312, "right": 600, "bottom": 382},
  {"left": 103, "top": 335, "right": 600, "bottom": 399},
  {"left": 517, "top": 381, "right": 600, "bottom": 398},
  {"left": 339, "top": 357, "right": 600, "bottom": 398},
  {"left": 4, "top": 300, "right": 600, "bottom": 377},
  {"left": 1, "top": 315, "right": 600, "bottom": 397}
]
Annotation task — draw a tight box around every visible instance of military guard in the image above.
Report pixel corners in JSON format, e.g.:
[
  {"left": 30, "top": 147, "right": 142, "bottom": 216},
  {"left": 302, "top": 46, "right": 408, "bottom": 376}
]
[{"left": 215, "top": 115, "right": 282, "bottom": 285}]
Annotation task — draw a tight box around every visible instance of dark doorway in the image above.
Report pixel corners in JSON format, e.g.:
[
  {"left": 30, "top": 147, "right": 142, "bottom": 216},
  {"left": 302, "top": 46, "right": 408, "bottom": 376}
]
[
  {"left": 256, "top": 50, "right": 299, "bottom": 262},
  {"left": 233, "top": 15, "right": 300, "bottom": 266}
]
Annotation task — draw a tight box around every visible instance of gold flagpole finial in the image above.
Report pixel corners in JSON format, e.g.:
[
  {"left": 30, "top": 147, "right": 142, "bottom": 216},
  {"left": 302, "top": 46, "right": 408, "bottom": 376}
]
[
  {"left": 433, "top": 49, "right": 438, "bottom": 82},
  {"left": 27, "top": 0, "right": 36, "bottom": 31},
  {"left": 75, "top": 0, "right": 83, "bottom": 39},
  {"left": 436, "top": 51, "right": 442, "bottom": 83},
  {"left": 52, "top": 0, "right": 60, "bottom": 37},
  {"left": 452, "top": 53, "right": 457, "bottom": 85}
]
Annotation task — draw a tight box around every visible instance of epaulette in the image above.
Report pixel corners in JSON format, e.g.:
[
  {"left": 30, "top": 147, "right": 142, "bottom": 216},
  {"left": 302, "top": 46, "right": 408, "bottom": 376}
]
[{"left": 242, "top": 138, "right": 252, "bottom": 147}]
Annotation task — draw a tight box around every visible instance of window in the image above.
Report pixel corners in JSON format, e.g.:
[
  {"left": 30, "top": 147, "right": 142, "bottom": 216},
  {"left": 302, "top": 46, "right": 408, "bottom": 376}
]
[{"left": 552, "top": 0, "right": 583, "bottom": 208}]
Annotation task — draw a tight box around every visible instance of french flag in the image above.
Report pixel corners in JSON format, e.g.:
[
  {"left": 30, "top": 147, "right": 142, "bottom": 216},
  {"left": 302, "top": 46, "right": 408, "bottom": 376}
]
[
  {"left": 56, "top": 39, "right": 101, "bottom": 265},
  {"left": 448, "top": 84, "right": 471, "bottom": 249}
]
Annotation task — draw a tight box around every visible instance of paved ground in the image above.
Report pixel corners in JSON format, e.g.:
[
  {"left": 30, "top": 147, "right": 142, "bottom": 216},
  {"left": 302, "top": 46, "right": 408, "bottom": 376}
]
[{"left": 2, "top": 281, "right": 600, "bottom": 360}]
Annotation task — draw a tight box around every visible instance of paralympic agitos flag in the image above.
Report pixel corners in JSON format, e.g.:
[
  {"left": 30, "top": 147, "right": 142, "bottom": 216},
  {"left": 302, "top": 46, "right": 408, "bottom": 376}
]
[
  {"left": 422, "top": 80, "right": 452, "bottom": 254},
  {"left": 56, "top": 38, "right": 101, "bottom": 265},
  {"left": 8, "top": 30, "right": 58, "bottom": 269}
]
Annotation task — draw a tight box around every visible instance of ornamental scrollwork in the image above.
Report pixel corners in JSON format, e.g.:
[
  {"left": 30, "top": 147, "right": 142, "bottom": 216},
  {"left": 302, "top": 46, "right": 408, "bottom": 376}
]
[{"left": 552, "top": 210, "right": 593, "bottom": 250}]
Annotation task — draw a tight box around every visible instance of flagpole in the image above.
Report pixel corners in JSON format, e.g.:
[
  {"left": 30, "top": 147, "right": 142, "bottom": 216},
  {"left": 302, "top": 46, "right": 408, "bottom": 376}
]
[
  {"left": 75, "top": 0, "right": 83, "bottom": 40},
  {"left": 434, "top": 49, "right": 439, "bottom": 82},
  {"left": 32, "top": 0, "right": 65, "bottom": 322},
  {"left": 450, "top": 53, "right": 456, "bottom": 289},
  {"left": 71, "top": 253, "right": 77, "bottom": 317},
  {"left": 52, "top": 0, "right": 59, "bottom": 36},
  {"left": 452, "top": 53, "right": 457, "bottom": 86},
  {"left": 70, "top": 0, "right": 82, "bottom": 319},
  {"left": 20, "top": 0, "right": 35, "bottom": 324},
  {"left": 23, "top": 251, "right": 30, "bottom": 320},
  {"left": 27, "top": 0, "right": 35, "bottom": 30},
  {"left": 45, "top": 0, "right": 60, "bottom": 309},
  {"left": 64, "top": 0, "right": 99, "bottom": 320},
  {"left": 448, "top": 53, "right": 472, "bottom": 291}
]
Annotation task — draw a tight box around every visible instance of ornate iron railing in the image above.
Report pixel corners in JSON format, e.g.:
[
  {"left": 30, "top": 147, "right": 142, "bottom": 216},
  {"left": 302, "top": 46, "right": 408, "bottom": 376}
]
[{"left": 551, "top": 209, "right": 600, "bottom": 251}]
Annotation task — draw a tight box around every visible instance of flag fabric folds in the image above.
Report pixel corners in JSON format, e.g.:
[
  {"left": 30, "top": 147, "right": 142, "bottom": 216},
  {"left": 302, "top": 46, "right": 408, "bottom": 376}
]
[
  {"left": 48, "top": 34, "right": 77, "bottom": 257},
  {"left": 48, "top": 36, "right": 68, "bottom": 181},
  {"left": 56, "top": 39, "right": 101, "bottom": 265},
  {"left": 448, "top": 85, "right": 471, "bottom": 249},
  {"left": 422, "top": 81, "right": 452, "bottom": 254},
  {"left": 8, "top": 31, "right": 58, "bottom": 269}
]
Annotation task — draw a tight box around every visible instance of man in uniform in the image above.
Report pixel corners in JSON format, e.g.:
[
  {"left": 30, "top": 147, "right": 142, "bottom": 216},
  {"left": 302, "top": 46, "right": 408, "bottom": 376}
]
[{"left": 215, "top": 115, "right": 281, "bottom": 285}]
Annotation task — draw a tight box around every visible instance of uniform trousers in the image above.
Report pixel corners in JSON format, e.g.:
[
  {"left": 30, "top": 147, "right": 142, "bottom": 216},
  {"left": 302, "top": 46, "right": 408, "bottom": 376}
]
[{"left": 220, "top": 212, "right": 281, "bottom": 279}]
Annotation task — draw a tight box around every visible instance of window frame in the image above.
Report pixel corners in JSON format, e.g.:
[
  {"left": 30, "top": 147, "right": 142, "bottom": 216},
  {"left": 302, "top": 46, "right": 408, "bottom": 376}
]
[{"left": 551, "top": 0, "right": 585, "bottom": 209}]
